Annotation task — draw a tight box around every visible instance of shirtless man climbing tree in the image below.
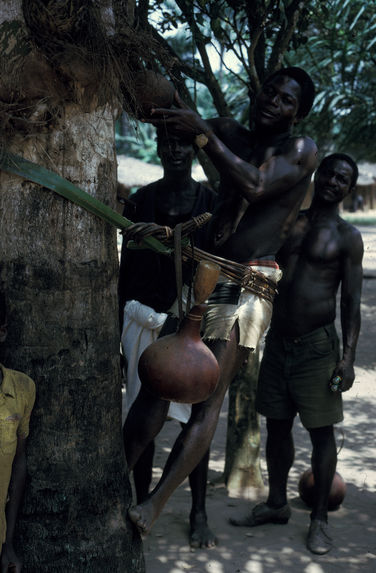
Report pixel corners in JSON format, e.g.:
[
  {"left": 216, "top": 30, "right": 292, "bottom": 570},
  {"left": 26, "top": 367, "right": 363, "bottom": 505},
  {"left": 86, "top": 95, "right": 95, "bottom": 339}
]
[{"left": 123, "top": 67, "right": 318, "bottom": 538}]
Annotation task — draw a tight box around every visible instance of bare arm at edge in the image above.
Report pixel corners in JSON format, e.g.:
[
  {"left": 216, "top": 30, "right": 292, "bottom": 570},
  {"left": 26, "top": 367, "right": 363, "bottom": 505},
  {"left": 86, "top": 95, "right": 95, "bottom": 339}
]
[{"left": 335, "top": 226, "right": 364, "bottom": 392}]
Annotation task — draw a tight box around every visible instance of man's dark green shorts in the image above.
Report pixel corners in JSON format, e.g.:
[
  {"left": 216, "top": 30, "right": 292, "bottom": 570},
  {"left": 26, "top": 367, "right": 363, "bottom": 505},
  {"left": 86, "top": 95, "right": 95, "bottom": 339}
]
[{"left": 256, "top": 323, "right": 343, "bottom": 429}]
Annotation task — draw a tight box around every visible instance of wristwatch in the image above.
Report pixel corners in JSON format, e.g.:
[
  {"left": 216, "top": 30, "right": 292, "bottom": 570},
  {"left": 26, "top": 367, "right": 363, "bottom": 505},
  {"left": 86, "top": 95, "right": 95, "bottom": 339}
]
[{"left": 194, "top": 132, "right": 210, "bottom": 148}]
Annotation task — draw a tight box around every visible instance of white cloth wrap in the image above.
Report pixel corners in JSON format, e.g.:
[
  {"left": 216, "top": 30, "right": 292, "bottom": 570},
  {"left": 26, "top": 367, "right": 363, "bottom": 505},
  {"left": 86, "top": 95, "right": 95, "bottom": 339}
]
[{"left": 121, "top": 299, "right": 191, "bottom": 426}]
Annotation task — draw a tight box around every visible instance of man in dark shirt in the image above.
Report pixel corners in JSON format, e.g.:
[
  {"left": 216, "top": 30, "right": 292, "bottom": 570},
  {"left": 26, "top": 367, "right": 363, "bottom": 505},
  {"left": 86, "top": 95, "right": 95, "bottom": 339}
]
[{"left": 119, "top": 128, "right": 217, "bottom": 547}]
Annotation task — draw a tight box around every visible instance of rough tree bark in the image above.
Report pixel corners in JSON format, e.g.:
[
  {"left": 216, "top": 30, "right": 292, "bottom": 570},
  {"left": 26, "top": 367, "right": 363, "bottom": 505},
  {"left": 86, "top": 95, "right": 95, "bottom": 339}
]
[{"left": 0, "top": 2, "right": 144, "bottom": 571}]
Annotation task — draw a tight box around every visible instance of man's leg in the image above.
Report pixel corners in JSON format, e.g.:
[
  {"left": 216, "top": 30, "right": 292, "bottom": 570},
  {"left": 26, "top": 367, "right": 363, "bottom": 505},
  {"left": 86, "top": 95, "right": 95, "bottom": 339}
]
[
  {"left": 306, "top": 425, "right": 336, "bottom": 554},
  {"left": 123, "top": 385, "right": 170, "bottom": 471},
  {"left": 230, "top": 417, "right": 294, "bottom": 526},
  {"left": 128, "top": 326, "right": 249, "bottom": 535},
  {"left": 126, "top": 314, "right": 180, "bottom": 502},
  {"left": 309, "top": 425, "right": 337, "bottom": 521},
  {"left": 133, "top": 441, "right": 155, "bottom": 503},
  {"left": 266, "top": 417, "right": 295, "bottom": 508},
  {"left": 188, "top": 448, "right": 217, "bottom": 548},
  {"left": 131, "top": 426, "right": 216, "bottom": 547},
  {"left": 131, "top": 423, "right": 216, "bottom": 547}
]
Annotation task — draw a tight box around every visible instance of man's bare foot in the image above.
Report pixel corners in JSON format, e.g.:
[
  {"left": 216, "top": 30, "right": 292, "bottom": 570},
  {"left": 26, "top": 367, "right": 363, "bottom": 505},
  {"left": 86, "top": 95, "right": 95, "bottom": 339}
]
[
  {"left": 189, "top": 511, "right": 217, "bottom": 548},
  {"left": 128, "top": 500, "right": 157, "bottom": 536}
]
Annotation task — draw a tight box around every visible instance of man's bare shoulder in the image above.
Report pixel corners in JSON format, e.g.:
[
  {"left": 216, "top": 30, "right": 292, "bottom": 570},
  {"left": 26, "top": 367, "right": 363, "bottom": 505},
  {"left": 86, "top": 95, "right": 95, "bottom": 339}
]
[
  {"left": 284, "top": 135, "right": 317, "bottom": 164},
  {"left": 267, "top": 135, "right": 317, "bottom": 181},
  {"left": 338, "top": 218, "right": 364, "bottom": 251},
  {"left": 338, "top": 217, "right": 362, "bottom": 236},
  {"left": 289, "top": 134, "right": 316, "bottom": 148}
]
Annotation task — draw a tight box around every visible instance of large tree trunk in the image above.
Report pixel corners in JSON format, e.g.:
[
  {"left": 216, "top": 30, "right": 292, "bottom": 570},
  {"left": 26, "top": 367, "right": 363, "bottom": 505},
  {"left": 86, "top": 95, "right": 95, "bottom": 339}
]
[
  {"left": 0, "top": 3, "right": 144, "bottom": 571},
  {"left": 224, "top": 352, "right": 264, "bottom": 498}
]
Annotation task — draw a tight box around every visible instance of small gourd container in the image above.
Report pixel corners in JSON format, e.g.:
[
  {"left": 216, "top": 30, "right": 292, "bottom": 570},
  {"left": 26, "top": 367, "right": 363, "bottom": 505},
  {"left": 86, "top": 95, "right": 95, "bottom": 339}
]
[{"left": 138, "top": 261, "right": 220, "bottom": 403}]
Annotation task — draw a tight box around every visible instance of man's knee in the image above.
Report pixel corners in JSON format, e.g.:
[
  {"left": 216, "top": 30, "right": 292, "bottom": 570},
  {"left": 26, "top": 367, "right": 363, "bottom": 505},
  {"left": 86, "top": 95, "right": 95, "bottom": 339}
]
[
  {"left": 266, "top": 417, "right": 294, "bottom": 439},
  {"left": 190, "top": 397, "right": 221, "bottom": 426},
  {"left": 309, "top": 425, "right": 334, "bottom": 443}
]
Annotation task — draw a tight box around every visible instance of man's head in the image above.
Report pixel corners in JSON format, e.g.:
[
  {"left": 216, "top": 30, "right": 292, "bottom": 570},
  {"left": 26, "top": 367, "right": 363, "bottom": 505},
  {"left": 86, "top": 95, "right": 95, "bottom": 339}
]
[
  {"left": 314, "top": 153, "right": 358, "bottom": 204},
  {"left": 254, "top": 67, "right": 315, "bottom": 132},
  {"left": 156, "top": 127, "right": 196, "bottom": 174}
]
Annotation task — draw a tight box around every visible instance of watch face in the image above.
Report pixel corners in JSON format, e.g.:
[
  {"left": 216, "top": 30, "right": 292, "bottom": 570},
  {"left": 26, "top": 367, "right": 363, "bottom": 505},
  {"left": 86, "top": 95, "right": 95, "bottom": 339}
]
[{"left": 195, "top": 134, "right": 209, "bottom": 148}]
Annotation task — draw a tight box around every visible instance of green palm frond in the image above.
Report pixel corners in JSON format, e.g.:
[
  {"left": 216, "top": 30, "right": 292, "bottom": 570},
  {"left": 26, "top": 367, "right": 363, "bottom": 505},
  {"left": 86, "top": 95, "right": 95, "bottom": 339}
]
[{"left": 0, "top": 151, "right": 172, "bottom": 255}]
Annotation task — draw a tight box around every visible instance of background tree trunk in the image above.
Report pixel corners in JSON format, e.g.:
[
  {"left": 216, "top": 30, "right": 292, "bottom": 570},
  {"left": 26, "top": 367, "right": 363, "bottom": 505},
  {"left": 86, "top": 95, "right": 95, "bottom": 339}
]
[
  {"left": 0, "top": 3, "right": 144, "bottom": 571},
  {"left": 224, "top": 351, "right": 264, "bottom": 497}
]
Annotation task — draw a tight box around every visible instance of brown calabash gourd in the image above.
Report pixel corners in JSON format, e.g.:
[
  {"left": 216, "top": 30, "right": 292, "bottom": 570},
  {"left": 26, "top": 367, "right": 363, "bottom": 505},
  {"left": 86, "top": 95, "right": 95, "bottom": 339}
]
[{"left": 138, "top": 261, "right": 221, "bottom": 403}]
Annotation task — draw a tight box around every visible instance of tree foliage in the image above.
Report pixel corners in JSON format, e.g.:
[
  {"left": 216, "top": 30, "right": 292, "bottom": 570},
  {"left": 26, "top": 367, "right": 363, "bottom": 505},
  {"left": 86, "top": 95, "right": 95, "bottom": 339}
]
[
  {"left": 123, "top": 0, "right": 376, "bottom": 162},
  {"left": 139, "top": 0, "right": 312, "bottom": 115},
  {"left": 290, "top": 0, "right": 376, "bottom": 159}
]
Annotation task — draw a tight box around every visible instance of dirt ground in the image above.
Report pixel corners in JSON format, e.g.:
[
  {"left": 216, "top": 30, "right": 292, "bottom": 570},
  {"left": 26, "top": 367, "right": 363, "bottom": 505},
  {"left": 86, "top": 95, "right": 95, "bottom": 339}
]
[{"left": 135, "top": 222, "right": 376, "bottom": 573}]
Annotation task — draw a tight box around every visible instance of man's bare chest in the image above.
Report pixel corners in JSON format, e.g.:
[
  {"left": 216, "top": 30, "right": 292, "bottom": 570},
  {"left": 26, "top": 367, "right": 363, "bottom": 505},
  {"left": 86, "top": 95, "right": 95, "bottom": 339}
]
[{"left": 301, "top": 225, "right": 342, "bottom": 266}]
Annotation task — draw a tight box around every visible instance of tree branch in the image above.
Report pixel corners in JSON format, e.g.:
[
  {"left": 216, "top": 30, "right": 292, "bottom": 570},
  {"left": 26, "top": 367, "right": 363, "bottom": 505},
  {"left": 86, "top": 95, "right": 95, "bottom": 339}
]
[
  {"left": 244, "top": 0, "right": 269, "bottom": 94},
  {"left": 136, "top": 0, "right": 149, "bottom": 28},
  {"left": 148, "top": 25, "right": 208, "bottom": 84},
  {"left": 267, "top": 0, "right": 304, "bottom": 73},
  {"left": 174, "top": 0, "right": 232, "bottom": 116}
]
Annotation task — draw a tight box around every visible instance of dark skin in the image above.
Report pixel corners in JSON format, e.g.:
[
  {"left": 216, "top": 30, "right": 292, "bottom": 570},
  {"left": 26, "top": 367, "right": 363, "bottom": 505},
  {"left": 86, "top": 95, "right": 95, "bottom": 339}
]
[
  {"left": 122, "top": 133, "right": 216, "bottom": 547},
  {"left": 233, "top": 158, "right": 363, "bottom": 528},
  {"left": 126, "top": 73, "right": 318, "bottom": 536},
  {"left": 147, "top": 76, "right": 317, "bottom": 263},
  {"left": 155, "top": 133, "right": 200, "bottom": 226},
  {"left": 273, "top": 159, "right": 363, "bottom": 388}
]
